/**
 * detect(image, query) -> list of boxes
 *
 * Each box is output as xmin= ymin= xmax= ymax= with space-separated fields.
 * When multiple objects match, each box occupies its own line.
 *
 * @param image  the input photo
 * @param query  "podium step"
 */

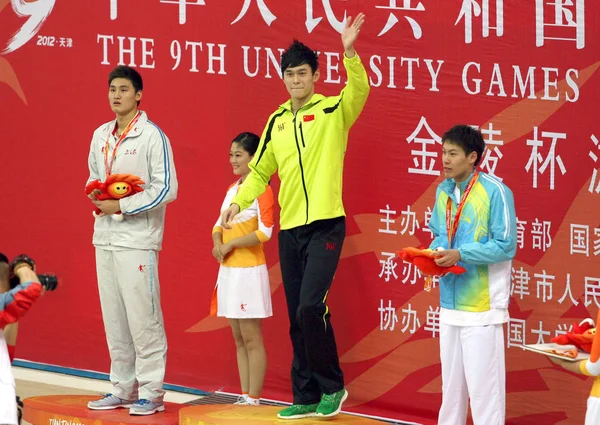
xmin=179 ymin=404 xmax=385 ymax=424
xmin=23 ymin=395 xmax=180 ymax=425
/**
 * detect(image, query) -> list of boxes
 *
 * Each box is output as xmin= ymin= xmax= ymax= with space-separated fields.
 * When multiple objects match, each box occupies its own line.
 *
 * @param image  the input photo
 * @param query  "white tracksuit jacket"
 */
xmin=86 ymin=110 xmax=178 ymax=250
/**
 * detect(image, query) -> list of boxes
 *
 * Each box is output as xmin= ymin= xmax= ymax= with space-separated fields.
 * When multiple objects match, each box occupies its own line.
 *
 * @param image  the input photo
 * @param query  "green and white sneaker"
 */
xmin=277 ymin=403 xmax=319 ymax=419
xmin=316 ymin=388 xmax=348 ymax=417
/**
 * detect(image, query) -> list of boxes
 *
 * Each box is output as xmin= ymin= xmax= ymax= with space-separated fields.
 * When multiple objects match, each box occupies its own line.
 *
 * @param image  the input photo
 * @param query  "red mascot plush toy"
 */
xmin=549 ymin=312 xmax=600 ymax=425
xmin=396 ymin=247 xmax=467 ymax=291
xmin=551 ymin=318 xmax=595 ymax=354
xmin=85 ymin=173 xmax=144 ymax=221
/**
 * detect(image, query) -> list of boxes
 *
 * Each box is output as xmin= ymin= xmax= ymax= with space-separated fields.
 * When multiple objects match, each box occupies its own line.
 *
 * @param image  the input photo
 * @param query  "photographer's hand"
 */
xmin=93 ymin=199 xmax=121 ymax=215
xmin=0 ymin=260 xmax=45 ymax=328
xmin=13 ymin=264 xmax=40 ymax=285
xmin=13 ymin=264 xmax=48 ymax=295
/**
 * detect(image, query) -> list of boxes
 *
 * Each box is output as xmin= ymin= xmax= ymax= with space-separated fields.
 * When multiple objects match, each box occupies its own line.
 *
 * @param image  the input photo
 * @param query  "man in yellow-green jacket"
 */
xmin=221 ymin=13 xmax=370 ymax=420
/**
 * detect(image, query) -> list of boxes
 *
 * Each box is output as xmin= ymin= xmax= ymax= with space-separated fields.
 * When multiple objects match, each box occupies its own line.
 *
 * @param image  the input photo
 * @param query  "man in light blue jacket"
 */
xmin=429 ymin=125 xmax=517 ymax=425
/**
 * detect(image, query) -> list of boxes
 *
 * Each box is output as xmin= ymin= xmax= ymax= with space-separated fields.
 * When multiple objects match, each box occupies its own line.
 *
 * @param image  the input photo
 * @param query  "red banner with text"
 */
xmin=1 ymin=1 xmax=599 ymax=424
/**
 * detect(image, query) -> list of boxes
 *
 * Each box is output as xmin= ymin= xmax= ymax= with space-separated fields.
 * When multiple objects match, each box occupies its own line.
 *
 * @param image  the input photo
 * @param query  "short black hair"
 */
xmin=232 ymin=132 xmax=260 ymax=156
xmin=442 ymin=125 xmax=486 ymax=167
xmin=0 ymin=253 xmax=7 ymax=264
xmin=281 ymin=39 xmax=318 ymax=74
xmin=108 ymin=65 xmax=143 ymax=105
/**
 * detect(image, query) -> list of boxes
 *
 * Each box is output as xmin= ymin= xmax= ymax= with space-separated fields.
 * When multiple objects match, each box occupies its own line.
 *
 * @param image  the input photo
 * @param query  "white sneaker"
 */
xmin=129 ymin=399 xmax=165 ymax=415
xmin=87 ymin=394 xmax=135 ymax=410
xmin=235 ymin=400 xmax=260 ymax=406
xmin=233 ymin=395 xmax=248 ymax=405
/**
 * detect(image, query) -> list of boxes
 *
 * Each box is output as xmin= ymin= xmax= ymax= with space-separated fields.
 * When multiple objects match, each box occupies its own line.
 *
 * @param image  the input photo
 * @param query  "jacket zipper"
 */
xmin=450 ymin=195 xmax=457 ymax=310
xmin=293 ymin=114 xmax=310 ymax=225
xmin=299 ymin=122 xmax=306 ymax=148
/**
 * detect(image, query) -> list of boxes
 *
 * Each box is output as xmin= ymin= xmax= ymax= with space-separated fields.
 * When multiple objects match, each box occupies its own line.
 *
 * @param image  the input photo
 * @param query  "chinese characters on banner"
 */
xmin=104 ymin=0 xmax=585 ymax=51
xmin=3 ymin=0 xmax=596 ymax=423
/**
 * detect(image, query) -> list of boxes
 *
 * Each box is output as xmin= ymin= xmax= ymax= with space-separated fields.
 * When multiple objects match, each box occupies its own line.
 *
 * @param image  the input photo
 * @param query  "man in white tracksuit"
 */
xmin=86 ymin=66 xmax=178 ymax=416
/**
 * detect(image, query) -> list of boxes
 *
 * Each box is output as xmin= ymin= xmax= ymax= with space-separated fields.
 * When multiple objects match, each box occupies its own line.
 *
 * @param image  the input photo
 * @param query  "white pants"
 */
xmin=95 ymin=248 xmax=167 ymax=401
xmin=0 ymin=331 xmax=17 ymax=425
xmin=586 ymin=397 xmax=600 ymax=425
xmin=438 ymin=322 xmax=505 ymax=425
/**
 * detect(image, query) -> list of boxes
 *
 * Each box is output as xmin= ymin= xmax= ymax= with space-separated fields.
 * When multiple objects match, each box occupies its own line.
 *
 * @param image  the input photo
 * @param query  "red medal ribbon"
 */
xmin=104 ymin=111 xmax=141 ymax=177
xmin=446 ymin=172 xmax=479 ymax=248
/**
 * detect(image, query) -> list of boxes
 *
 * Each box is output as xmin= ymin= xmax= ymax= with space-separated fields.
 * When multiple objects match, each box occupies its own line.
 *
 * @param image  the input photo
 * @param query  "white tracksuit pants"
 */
xmin=0 ymin=331 xmax=17 ymax=425
xmin=438 ymin=322 xmax=506 ymax=425
xmin=95 ymin=248 xmax=167 ymax=401
xmin=586 ymin=397 xmax=600 ymax=425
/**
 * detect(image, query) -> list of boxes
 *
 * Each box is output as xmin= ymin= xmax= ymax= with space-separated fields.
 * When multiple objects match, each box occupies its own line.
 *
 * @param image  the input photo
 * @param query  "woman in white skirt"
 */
xmin=211 ymin=132 xmax=274 ymax=406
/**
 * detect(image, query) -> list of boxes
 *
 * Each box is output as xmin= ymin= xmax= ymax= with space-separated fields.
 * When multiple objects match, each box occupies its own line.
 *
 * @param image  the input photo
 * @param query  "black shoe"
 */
xmin=16 ymin=395 xmax=23 ymax=424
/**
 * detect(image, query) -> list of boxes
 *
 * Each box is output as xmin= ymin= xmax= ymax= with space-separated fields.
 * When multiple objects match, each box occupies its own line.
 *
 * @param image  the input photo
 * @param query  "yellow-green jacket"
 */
xmin=232 ymin=53 xmax=370 ymax=230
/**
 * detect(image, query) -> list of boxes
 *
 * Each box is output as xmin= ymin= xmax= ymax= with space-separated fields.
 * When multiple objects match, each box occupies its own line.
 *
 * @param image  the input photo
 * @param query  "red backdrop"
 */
xmin=1 ymin=1 xmax=599 ymax=424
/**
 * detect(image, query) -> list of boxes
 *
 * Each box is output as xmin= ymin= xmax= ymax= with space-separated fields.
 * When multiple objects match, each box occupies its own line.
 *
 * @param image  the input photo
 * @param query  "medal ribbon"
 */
xmin=104 ymin=111 xmax=141 ymax=177
xmin=446 ymin=172 xmax=479 ymax=248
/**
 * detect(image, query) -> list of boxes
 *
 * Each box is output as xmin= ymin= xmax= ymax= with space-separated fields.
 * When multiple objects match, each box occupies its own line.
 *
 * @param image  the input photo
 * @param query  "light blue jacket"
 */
xmin=429 ymin=172 xmax=517 ymax=312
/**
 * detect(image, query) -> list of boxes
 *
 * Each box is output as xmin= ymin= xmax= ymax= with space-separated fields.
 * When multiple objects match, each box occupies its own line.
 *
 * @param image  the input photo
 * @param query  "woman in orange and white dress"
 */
xmin=211 ymin=132 xmax=274 ymax=406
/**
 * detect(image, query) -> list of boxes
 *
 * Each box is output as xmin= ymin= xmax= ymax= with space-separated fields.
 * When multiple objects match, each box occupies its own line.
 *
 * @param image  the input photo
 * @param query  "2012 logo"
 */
xmin=2 ymin=0 xmax=56 ymax=55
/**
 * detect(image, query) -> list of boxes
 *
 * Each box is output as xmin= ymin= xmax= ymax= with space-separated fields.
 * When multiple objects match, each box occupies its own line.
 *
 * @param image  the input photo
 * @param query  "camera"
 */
xmin=36 ymin=274 xmax=58 ymax=291
xmin=9 ymin=273 xmax=58 ymax=291
xmin=8 ymin=254 xmax=59 ymax=291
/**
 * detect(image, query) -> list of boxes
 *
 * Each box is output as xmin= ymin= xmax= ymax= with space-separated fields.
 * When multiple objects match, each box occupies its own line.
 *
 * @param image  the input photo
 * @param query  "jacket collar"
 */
xmin=439 ymin=170 xmax=478 ymax=197
xmin=102 ymin=110 xmax=148 ymax=139
xmin=279 ymin=94 xmax=326 ymax=113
